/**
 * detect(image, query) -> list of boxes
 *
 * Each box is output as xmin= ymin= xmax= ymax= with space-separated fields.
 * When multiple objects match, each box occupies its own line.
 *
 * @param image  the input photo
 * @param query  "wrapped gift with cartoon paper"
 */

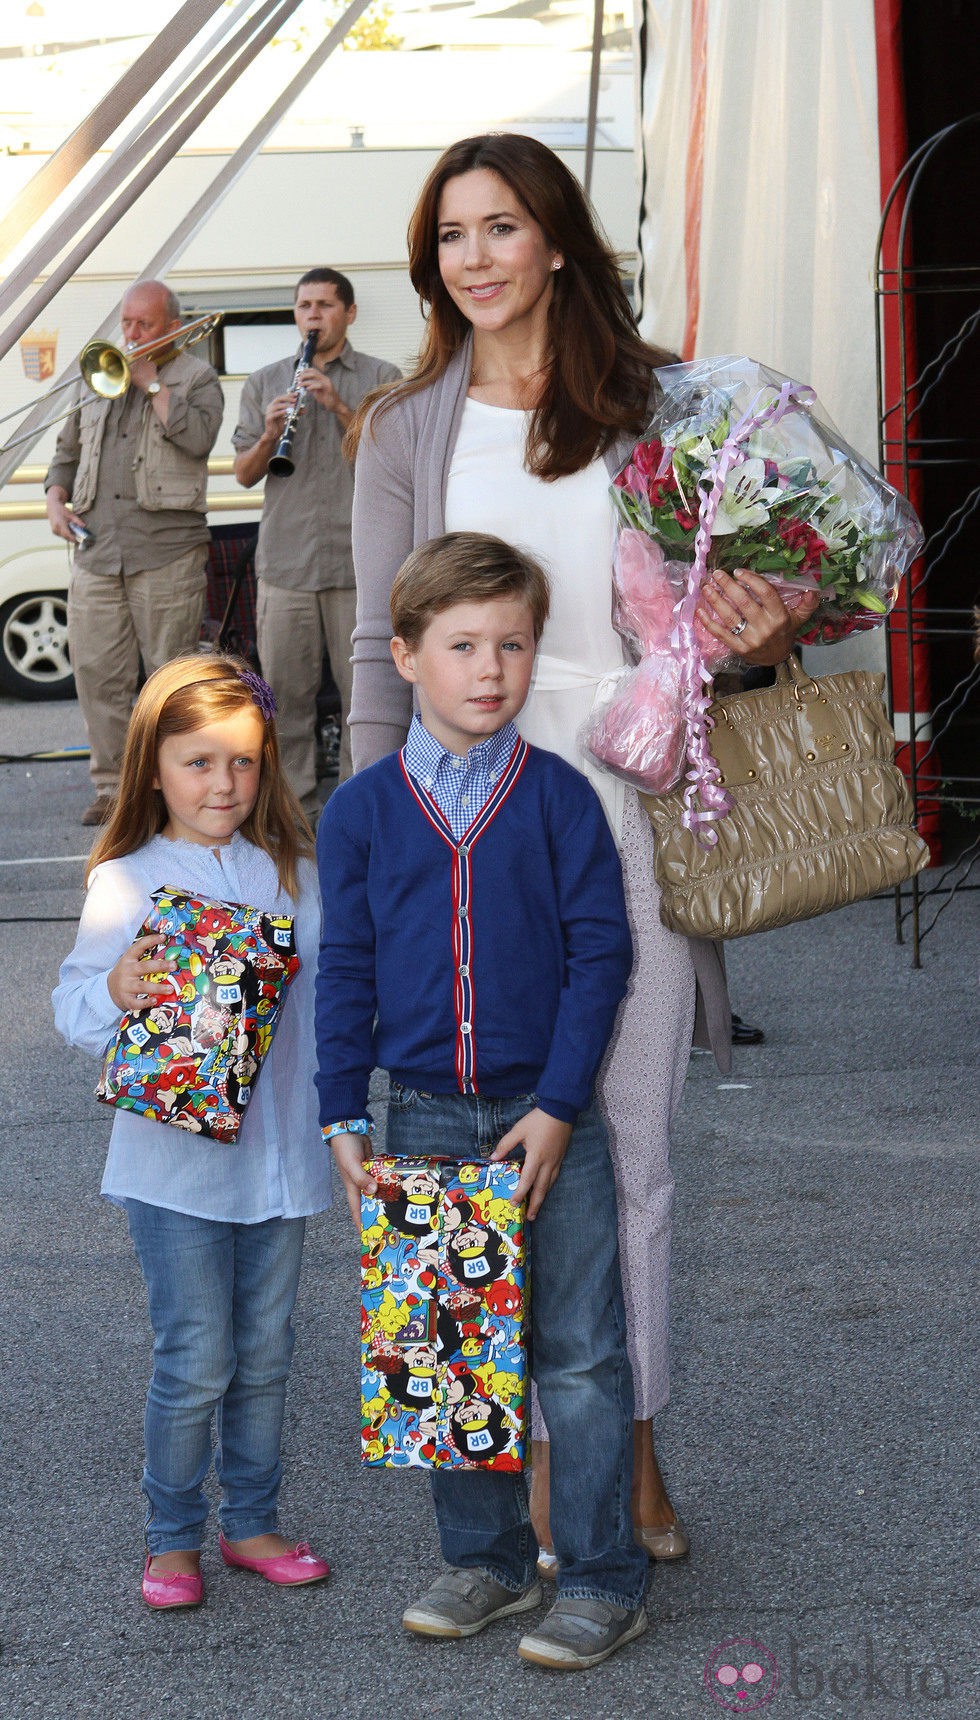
xmin=361 ymin=1158 xmax=527 ymax=1471
xmin=97 ymin=887 xmax=300 ymax=1143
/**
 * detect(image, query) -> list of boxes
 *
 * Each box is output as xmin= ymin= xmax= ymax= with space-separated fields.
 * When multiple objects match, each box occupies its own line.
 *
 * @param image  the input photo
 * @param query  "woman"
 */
xmin=347 ymin=134 xmax=817 ymax=1564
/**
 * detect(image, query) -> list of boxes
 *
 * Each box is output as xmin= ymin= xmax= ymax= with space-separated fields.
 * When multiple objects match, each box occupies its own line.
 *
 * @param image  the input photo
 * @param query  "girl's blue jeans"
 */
xmin=124 ymin=1200 xmax=306 ymax=1555
xmin=385 ymin=1086 xmax=649 ymax=1609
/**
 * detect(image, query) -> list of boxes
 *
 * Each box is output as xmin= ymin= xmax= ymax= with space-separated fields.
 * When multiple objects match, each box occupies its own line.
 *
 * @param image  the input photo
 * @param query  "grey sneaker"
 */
xmin=402 ymin=1567 xmax=543 ymax=1638
xmin=518 ymin=1596 xmax=648 ymax=1669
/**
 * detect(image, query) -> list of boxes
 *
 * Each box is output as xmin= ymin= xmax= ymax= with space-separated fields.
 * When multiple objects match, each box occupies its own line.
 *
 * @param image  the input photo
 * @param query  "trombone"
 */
xmin=0 ymin=312 xmax=222 ymax=453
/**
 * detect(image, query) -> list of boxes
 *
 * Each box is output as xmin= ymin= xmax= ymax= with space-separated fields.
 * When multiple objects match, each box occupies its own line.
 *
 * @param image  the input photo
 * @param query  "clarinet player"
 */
xmin=233 ymin=269 xmax=400 ymax=804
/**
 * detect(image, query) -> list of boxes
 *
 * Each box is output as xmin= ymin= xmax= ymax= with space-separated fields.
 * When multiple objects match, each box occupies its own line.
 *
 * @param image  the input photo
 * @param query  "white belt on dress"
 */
xmin=524 ymin=653 xmax=631 ymax=842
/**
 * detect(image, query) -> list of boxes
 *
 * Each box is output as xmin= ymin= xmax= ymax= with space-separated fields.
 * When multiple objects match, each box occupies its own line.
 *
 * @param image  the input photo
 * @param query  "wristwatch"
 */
xmin=146 ymin=381 xmax=161 ymax=396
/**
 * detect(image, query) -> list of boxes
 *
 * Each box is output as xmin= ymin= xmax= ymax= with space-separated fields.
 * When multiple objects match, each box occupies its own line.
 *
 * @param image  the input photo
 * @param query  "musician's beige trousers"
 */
xmin=256 ymin=582 xmax=355 ymax=813
xmin=68 ymin=548 xmax=207 ymax=794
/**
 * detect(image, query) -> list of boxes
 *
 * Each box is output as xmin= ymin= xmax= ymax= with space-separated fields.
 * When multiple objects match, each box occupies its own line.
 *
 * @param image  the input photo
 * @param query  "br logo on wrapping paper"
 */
xmin=97 ymin=888 xmax=300 ymax=1142
xmin=704 ymin=1640 xmax=779 ymax=1710
xmin=359 ymin=1158 xmax=527 ymax=1471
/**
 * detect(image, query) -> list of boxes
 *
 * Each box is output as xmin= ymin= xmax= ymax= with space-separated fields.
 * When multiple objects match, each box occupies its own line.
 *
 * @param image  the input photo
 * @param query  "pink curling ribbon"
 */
xmin=659 ymin=378 xmax=815 ymax=844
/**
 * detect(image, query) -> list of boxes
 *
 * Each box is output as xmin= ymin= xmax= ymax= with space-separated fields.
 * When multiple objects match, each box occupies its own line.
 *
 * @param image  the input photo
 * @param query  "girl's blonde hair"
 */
xmin=86 ymin=653 xmax=313 ymax=897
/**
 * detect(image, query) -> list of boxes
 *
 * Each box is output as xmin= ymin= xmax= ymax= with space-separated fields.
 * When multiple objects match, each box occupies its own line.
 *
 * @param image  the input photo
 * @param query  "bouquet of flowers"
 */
xmin=584 ymin=356 xmax=923 ymax=800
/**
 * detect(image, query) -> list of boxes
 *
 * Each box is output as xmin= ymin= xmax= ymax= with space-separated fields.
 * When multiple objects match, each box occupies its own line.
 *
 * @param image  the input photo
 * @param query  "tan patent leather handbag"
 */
xmin=639 ymin=656 xmax=930 ymax=939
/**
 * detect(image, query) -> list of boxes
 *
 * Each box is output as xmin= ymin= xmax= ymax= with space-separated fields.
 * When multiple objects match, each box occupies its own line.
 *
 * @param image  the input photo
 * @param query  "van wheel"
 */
xmin=0 ymin=590 xmax=75 ymax=700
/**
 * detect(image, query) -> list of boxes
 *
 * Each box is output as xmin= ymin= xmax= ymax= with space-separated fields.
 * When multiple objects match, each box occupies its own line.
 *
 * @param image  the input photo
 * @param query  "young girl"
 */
xmin=53 ymin=653 xmax=331 ymax=1610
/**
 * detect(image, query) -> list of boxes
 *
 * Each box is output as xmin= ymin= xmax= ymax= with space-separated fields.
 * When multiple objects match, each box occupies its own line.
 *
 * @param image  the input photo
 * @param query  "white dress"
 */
xmin=446 ymin=400 xmax=696 ymax=1415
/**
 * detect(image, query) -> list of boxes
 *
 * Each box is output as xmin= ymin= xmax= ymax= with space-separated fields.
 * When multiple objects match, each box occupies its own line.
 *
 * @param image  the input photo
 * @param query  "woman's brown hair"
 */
xmin=86 ymin=654 xmax=313 ymax=898
xmin=349 ymin=132 xmax=672 ymax=480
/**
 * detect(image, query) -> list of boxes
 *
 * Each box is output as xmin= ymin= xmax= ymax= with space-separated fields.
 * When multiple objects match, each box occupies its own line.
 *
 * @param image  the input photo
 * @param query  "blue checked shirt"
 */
xmin=402 ymin=714 xmax=521 ymax=840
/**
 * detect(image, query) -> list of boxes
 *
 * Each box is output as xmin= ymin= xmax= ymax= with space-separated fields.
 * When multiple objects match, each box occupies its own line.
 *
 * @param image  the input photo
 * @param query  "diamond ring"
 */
xmin=731 ymin=618 xmax=748 ymax=637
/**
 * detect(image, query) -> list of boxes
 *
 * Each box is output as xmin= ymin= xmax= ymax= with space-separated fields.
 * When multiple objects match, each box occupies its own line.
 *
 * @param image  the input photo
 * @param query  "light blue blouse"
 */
xmin=52 ymin=831 xmax=331 ymax=1223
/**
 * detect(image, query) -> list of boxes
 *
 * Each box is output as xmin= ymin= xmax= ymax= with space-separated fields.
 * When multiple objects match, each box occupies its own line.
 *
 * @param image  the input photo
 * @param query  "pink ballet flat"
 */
xmin=218 ymin=1532 xmax=330 ymax=1586
xmin=141 ymin=1555 xmax=204 ymax=1610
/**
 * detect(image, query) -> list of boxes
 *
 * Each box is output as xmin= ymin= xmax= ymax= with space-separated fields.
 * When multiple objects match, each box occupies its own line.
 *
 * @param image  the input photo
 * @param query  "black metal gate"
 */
xmin=875 ymin=115 xmax=980 ymax=964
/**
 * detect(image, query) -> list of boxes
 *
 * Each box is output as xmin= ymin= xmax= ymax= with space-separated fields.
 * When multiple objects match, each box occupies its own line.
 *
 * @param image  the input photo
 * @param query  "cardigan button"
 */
xmin=458 ymin=965 xmax=470 ymax=976
xmin=458 ymin=906 xmax=467 ymax=918
xmin=459 ymin=844 xmax=470 ymax=856
xmin=460 ymin=1023 xmax=472 ymax=1034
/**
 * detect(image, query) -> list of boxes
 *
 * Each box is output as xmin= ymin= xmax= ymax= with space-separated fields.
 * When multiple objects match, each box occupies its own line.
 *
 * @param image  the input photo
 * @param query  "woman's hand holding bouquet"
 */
xmin=584 ymin=357 xmax=923 ymax=804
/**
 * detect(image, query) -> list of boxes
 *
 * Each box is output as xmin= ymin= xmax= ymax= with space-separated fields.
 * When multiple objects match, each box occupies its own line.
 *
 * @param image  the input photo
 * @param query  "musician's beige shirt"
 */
xmin=232 ymin=341 xmax=401 ymax=591
xmin=45 ymin=355 xmax=223 ymax=575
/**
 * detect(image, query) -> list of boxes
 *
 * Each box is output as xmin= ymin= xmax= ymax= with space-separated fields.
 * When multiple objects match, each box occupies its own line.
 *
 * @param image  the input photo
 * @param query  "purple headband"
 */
xmin=237 ymin=668 xmax=277 ymax=721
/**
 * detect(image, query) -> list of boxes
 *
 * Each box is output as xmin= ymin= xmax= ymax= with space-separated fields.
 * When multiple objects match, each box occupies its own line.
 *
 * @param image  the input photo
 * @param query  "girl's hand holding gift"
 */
xmin=107 ymin=932 xmax=177 ymax=1013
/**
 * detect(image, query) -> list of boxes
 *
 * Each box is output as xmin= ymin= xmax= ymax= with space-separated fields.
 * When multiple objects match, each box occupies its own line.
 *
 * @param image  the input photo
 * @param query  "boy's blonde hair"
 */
xmin=390 ymin=532 xmax=551 ymax=647
xmin=86 ymin=653 xmax=312 ymax=897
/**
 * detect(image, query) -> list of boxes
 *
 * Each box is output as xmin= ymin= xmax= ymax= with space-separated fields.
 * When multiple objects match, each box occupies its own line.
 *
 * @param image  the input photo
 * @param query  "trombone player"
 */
xmin=44 ymin=279 xmax=223 ymax=826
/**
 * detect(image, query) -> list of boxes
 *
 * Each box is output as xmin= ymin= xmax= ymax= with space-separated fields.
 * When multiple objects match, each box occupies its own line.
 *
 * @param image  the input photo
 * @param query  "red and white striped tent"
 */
xmin=635 ymin=0 xmax=946 ymax=851
xmin=636 ymin=0 xmax=906 ymax=638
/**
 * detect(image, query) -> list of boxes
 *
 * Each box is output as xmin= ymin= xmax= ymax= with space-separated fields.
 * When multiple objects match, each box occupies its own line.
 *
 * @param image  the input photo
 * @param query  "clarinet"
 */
xmin=268 ymin=331 xmax=318 ymax=476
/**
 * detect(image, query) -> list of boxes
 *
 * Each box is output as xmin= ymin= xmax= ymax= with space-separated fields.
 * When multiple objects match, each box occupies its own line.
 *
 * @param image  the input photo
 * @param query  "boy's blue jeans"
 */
xmin=125 ymin=1200 xmax=306 ymax=1554
xmin=385 ymin=1086 xmax=649 ymax=1610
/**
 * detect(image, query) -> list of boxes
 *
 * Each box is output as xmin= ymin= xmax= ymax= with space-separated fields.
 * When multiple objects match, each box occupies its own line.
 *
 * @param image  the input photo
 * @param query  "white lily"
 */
xmin=810 ymin=474 xmax=858 ymax=553
xmin=671 ymin=432 xmax=719 ymax=511
xmin=711 ymin=457 xmax=783 ymax=537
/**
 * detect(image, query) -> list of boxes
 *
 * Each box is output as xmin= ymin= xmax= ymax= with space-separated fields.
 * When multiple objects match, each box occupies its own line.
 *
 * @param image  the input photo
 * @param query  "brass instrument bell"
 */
xmin=78 ymin=340 xmax=132 ymax=399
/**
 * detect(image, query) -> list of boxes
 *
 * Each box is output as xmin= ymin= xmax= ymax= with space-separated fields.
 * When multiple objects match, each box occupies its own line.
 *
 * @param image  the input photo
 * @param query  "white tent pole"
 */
xmin=0 ymin=0 xmax=299 ymax=335
xmin=0 ymin=0 xmax=304 ymax=362
xmin=136 ymin=0 xmax=377 ymax=286
xmin=0 ymin=0 xmax=376 ymax=489
xmin=584 ymin=0 xmax=605 ymax=195
xmin=0 ymin=0 xmax=225 ymax=263
xmin=0 ymin=0 xmax=266 ymax=307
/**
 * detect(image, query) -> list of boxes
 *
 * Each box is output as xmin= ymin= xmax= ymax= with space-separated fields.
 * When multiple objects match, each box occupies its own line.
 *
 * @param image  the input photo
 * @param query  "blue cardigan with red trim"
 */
xmin=314 ymin=739 xmax=633 ymax=1126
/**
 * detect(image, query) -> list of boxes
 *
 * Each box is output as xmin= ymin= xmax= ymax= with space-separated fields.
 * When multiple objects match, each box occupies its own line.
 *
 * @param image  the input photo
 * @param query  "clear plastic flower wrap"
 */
xmin=584 ymin=355 xmax=924 ymax=800
xmin=613 ymin=354 xmax=923 ymax=644
xmin=585 ymin=652 xmax=687 ymax=795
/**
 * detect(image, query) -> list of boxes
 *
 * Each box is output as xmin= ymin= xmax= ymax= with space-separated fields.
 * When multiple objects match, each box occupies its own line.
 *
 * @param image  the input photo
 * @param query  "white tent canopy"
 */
xmin=636 ymin=0 xmax=891 ymax=670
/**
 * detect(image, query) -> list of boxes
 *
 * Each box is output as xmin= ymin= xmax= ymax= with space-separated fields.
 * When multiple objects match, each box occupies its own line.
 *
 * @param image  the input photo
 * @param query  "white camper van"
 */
xmin=0 ymin=38 xmax=639 ymax=698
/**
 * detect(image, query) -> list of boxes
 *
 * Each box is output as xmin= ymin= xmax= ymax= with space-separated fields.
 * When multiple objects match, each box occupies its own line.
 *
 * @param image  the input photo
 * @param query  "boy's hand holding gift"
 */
xmin=492 ymin=1107 xmax=573 ymax=1221
xmin=584 ymin=355 xmax=924 ymax=798
xmin=329 ymin=1131 xmax=378 ymax=1227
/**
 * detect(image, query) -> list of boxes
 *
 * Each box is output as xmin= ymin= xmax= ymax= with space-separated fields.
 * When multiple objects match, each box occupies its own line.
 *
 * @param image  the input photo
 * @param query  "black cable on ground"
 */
xmin=0 ymin=746 xmax=90 ymax=764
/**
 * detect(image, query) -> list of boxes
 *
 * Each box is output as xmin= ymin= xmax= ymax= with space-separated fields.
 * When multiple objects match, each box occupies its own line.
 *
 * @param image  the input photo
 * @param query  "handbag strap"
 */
xmin=666 ymin=379 xmax=816 ymax=844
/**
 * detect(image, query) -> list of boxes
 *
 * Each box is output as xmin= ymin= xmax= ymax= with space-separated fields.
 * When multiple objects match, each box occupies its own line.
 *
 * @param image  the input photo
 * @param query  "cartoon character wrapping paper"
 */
xmin=97 ymin=887 xmax=300 ymax=1143
xmin=361 ymin=1158 xmax=528 ymax=1471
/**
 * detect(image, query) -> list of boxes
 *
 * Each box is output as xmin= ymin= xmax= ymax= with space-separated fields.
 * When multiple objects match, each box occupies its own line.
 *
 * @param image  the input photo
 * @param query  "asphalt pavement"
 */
xmin=1 ymin=694 xmax=977 ymax=1720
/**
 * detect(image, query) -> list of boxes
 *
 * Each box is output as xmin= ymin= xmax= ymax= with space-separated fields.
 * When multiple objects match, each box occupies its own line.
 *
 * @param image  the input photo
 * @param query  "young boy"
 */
xmin=315 ymin=531 xmax=649 ymax=1670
